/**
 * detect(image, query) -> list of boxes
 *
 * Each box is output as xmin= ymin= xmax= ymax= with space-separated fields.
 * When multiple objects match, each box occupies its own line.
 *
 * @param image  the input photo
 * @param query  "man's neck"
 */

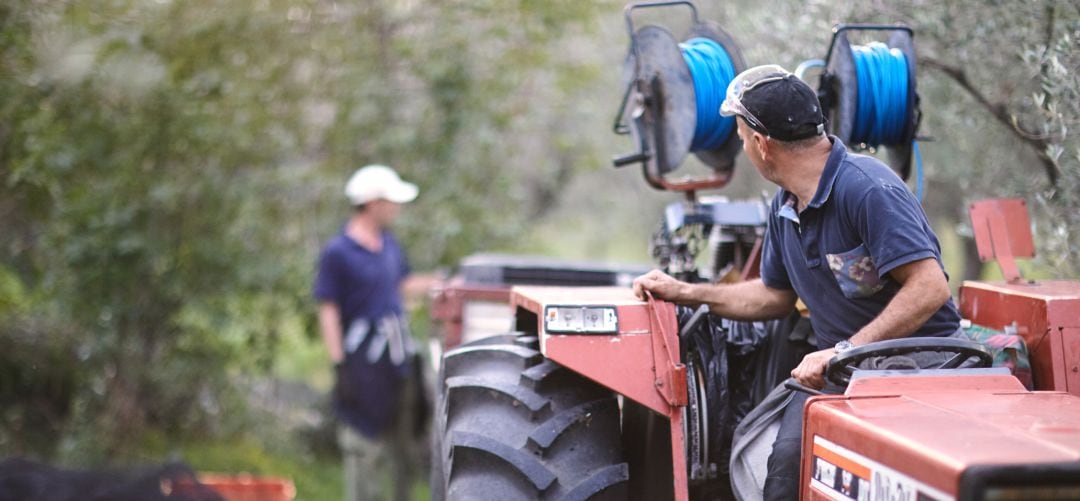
xmin=776 ymin=139 xmax=832 ymax=211
xmin=345 ymin=213 xmax=384 ymax=251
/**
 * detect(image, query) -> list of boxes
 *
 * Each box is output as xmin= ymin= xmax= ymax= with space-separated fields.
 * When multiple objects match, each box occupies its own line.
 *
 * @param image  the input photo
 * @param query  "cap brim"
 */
xmin=383 ymin=182 xmax=419 ymax=203
xmin=719 ymin=100 xmax=738 ymax=117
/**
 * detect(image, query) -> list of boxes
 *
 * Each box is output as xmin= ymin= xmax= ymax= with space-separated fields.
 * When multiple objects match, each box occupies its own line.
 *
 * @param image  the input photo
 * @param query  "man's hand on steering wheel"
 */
xmin=791 ymin=347 xmax=837 ymax=390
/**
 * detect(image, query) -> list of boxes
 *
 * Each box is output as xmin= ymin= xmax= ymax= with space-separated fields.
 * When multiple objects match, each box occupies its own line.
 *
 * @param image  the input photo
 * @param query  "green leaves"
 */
xmin=1 ymin=0 xmax=617 ymax=458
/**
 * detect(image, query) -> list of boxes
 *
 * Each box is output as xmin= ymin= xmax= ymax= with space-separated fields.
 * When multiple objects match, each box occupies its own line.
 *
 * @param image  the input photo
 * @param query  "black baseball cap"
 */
xmin=720 ymin=64 xmax=826 ymax=142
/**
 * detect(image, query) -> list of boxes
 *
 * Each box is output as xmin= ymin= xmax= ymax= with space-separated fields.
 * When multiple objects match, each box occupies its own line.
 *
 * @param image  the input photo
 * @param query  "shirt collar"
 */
xmin=807 ymin=136 xmax=846 ymax=209
xmin=778 ymin=192 xmax=799 ymax=224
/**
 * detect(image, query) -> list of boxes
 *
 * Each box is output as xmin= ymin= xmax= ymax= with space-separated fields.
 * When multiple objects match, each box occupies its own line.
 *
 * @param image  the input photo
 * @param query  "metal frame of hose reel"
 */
xmin=612 ymin=1 xmax=747 ymax=192
xmin=804 ymin=24 xmax=921 ymax=180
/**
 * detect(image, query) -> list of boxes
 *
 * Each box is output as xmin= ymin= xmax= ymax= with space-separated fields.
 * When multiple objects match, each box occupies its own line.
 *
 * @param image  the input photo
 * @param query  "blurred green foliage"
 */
xmin=0 ymin=0 xmax=1077 ymax=484
xmin=0 ymin=0 xmax=618 ymax=464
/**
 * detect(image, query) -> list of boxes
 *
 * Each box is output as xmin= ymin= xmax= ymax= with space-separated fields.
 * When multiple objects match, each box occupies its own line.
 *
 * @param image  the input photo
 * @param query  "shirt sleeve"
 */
xmin=760 ymin=201 xmax=793 ymax=290
xmin=855 ymin=183 xmax=939 ymax=277
xmin=313 ymin=245 xmax=342 ymax=303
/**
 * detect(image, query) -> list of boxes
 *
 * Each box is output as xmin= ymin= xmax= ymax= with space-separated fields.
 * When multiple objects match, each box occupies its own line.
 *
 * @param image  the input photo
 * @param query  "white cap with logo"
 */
xmin=344 ymin=164 xmax=419 ymax=205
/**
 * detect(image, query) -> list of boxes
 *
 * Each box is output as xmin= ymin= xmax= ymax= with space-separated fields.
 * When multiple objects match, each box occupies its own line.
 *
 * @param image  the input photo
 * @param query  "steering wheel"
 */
xmin=826 ymin=337 xmax=994 ymax=387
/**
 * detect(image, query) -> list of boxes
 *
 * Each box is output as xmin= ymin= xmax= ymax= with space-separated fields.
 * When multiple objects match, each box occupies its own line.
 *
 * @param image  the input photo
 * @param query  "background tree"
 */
xmin=709 ymin=0 xmax=1080 ymax=279
xmin=0 ymin=0 xmax=621 ymax=463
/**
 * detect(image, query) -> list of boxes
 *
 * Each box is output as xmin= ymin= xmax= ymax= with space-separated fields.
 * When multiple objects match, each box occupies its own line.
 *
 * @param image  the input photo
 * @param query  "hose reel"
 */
xmin=612 ymin=1 xmax=747 ymax=192
xmin=802 ymin=24 xmax=921 ymax=182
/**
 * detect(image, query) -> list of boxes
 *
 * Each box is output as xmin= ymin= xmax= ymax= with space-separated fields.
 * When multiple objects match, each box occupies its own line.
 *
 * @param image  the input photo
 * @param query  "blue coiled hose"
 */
xmin=852 ymin=41 xmax=924 ymax=200
xmin=852 ymin=42 xmax=908 ymax=147
xmin=680 ymin=37 xmax=736 ymax=151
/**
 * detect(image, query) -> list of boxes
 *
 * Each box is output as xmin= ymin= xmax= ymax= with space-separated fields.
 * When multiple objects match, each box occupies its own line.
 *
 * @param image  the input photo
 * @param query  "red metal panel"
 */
xmin=802 ymin=397 xmax=962 ymax=499
xmin=969 ymin=198 xmax=1034 ymax=283
xmin=1044 ymin=283 xmax=1080 ymax=396
xmin=1064 ymin=327 xmax=1080 ymax=395
xmin=846 ymin=373 xmax=1027 ymax=396
xmin=430 ymin=279 xmax=511 ymax=350
xmin=647 ymin=294 xmax=688 ymax=407
xmin=801 ymin=378 xmax=1080 ymax=499
xmin=669 ymin=407 xmax=689 ymax=501
xmin=969 ymin=198 xmax=1035 ymax=259
xmin=512 ymin=286 xmax=681 ymax=416
xmin=511 ymin=286 xmax=689 ymax=501
xmin=543 ymin=331 xmax=672 ymax=415
xmin=958 ymin=280 xmax=1080 ymax=395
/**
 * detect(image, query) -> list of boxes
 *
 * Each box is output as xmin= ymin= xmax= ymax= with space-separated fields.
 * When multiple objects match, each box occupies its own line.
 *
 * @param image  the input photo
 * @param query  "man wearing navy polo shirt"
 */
xmin=314 ymin=164 xmax=424 ymax=501
xmin=633 ymin=65 xmax=960 ymax=500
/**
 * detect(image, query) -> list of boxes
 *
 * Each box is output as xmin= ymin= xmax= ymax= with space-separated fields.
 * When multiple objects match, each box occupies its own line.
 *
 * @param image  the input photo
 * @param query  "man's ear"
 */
xmin=753 ymin=132 xmax=770 ymax=161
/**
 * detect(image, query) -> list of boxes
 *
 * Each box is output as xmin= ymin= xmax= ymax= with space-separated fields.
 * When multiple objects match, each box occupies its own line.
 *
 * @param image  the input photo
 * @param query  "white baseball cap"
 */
xmin=344 ymin=164 xmax=419 ymax=205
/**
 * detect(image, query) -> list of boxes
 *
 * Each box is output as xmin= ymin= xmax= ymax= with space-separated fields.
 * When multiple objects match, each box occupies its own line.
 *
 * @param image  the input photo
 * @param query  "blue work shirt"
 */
xmin=760 ymin=137 xmax=960 ymax=349
xmin=313 ymin=229 xmax=412 ymax=437
xmin=314 ymin=231 xmax=410 ymax=326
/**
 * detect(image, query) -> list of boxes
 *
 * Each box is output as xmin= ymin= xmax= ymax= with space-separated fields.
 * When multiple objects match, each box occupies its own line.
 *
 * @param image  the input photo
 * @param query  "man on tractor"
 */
xmin=632 ymin=64 xmax=964 ymax=500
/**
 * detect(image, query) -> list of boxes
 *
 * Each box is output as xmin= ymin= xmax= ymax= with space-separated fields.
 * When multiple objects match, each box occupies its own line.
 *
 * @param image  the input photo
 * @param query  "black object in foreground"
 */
xmin=0 ymin=458 xmax=224 ymax=501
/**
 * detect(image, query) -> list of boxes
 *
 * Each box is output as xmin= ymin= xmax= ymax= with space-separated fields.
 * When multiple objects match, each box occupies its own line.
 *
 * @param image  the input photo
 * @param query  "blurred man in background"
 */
xmin=313 ymin=164 xmax=433 ymax=501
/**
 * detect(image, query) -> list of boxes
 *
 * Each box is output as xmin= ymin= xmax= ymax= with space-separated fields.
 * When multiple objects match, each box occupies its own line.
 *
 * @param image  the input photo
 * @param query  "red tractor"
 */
xmin=429 ymin=3 xmax=1080 ymax=500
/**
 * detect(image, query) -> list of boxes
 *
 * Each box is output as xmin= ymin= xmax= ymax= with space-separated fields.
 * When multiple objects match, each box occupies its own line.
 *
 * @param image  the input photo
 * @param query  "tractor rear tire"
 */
xmin=432 ymin=333 xmax=629 ymax=501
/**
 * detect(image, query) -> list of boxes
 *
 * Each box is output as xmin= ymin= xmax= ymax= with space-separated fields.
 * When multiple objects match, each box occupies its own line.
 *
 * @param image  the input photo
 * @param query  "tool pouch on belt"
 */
xmin=333 ymin=314 xmax=417 ymax=436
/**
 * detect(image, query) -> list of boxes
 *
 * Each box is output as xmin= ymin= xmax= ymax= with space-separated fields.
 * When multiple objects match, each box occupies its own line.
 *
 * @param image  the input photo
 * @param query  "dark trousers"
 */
xmin=762 ymin=390 xmax=809 ymax=501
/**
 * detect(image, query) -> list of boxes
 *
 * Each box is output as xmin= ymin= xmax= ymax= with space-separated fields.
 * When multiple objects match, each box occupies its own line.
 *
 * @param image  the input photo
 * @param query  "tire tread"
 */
xmin=437 ymin=334 xmax=628 ymax=500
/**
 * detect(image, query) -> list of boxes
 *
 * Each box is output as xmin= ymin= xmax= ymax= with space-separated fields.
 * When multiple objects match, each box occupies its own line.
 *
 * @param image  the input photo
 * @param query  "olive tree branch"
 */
xmin=922 ymin=56 xmax=1060 ymax=186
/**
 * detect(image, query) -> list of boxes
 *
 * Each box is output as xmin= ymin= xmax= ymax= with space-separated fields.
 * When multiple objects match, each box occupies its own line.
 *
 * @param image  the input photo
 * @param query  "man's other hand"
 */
xmin=791 ymin=348 xmax=837 ymax=390
xmin=632 ymin=270 xmax=688 ymax=302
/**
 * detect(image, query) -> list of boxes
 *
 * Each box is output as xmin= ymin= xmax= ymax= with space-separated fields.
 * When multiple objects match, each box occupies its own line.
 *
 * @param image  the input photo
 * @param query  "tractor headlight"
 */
xmin=544 ymin=305 xmax=619 ymax=334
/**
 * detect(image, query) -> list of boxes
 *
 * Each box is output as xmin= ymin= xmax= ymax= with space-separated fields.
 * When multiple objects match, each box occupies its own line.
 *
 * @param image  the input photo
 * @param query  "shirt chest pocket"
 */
xmin=826 ymin=243 xmax=885 ymax=299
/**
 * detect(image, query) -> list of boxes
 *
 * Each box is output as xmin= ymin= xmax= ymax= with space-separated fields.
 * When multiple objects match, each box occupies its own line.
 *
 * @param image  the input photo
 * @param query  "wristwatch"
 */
xmin=834 ymin=340 xmax=856 ymax=353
